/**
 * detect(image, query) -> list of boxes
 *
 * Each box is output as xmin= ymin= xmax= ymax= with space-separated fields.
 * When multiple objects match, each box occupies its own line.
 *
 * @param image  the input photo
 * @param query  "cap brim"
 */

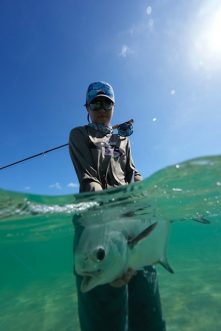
xmin=92 ymin=95 xmax=114 ymax=102
xmin=85 ymin=95 xmax=115 ymax=106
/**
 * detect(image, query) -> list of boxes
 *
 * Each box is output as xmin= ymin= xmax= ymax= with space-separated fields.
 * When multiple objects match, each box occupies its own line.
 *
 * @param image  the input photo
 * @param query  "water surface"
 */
xmin=0 ymin=155 xmax=221 ymax=331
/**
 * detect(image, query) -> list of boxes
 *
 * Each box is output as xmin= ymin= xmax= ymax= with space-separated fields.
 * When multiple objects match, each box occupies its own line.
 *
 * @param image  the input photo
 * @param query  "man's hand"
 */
xmin=110 ymin=268 xmax=137 ymax=287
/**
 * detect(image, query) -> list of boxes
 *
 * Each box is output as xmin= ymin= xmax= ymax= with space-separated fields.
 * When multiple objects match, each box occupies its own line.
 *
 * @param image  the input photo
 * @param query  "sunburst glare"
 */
xmin=190 ymin=2 xmax=221 ymax=71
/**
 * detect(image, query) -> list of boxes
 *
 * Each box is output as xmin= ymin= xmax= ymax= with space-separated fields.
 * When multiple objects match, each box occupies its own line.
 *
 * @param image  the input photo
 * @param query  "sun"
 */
xmin=204 ymin=10 xmax=221 ymax=55
xmin=190 ymin=3 xmax=221 ymax=70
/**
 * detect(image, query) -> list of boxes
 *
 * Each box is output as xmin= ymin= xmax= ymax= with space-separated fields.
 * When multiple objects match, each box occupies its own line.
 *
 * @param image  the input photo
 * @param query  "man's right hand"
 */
xmin=110 ymin=268 xmax=137 ymax=287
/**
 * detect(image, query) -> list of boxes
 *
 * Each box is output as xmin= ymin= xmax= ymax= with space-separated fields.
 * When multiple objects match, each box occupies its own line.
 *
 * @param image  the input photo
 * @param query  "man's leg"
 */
xmin=73 ymin=217 xmax=128 ymax=331
xmin=128 ymin=266 xmax=166 ymax=331
xmin=76 ymin=275 xmax=128 ymax=331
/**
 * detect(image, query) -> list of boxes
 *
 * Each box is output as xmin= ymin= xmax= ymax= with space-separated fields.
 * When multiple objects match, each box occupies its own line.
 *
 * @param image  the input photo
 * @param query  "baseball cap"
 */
xmin=85 ymin=81 xmax=115 ymax=105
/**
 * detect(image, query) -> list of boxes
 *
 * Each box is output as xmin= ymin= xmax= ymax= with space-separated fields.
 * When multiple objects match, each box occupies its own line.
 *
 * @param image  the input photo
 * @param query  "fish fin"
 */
xmin=128 ymin=222 xmax=157 ymax=247
xmin=192 ymin=216 xmax=210 ymax=224
xmin=158 ymin=259 xmax=174 ymax=274
xmin=173 ymin=215 xmax=211 ymax=224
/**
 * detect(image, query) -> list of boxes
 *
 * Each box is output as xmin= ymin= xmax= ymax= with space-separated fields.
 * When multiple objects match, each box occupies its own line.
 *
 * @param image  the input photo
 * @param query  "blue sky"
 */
xmin=1 ymin=0 xmax=221 ymax=195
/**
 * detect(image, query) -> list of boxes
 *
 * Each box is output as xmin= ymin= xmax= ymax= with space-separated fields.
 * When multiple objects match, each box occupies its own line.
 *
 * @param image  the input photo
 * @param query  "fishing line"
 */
xmin=0 ymin=119 xmax=134 ymax=171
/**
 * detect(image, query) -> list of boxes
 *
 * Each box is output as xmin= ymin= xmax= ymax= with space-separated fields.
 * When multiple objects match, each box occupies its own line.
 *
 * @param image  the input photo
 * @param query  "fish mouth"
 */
xmin=80 ymin=270 xmax=102 ymax=293
xmin=81 ymin=276 xmax=93 ymax=292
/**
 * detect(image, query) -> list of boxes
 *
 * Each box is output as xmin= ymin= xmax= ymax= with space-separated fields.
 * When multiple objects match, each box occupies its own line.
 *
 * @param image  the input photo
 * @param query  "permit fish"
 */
xmin=74 ymin=217 xmax=174 ymax=293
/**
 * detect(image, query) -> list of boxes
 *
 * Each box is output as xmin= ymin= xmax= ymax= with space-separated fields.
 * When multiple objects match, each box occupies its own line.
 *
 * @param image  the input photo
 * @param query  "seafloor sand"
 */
xmin=160 ymin=266 xmax=221 ymax=331
xmin=0 ymin=263 xmax=220 ymax=331
xmin=160 ymin=221 xmax=221 ymax=331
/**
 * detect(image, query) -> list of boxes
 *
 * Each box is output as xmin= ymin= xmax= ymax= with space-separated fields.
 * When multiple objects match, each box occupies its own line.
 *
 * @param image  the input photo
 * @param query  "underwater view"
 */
xmin=0 ymin=155 xmax=221 ymax=331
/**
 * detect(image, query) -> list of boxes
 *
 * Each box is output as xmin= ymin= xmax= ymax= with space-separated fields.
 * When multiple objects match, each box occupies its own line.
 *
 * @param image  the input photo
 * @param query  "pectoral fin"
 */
xmin=128 ymin=222 xmax=157 ymax=247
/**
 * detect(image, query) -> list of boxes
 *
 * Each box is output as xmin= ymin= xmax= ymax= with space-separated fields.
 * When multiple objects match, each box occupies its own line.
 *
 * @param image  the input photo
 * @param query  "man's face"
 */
xmin=87 ymin=97 xmax=114 ymax=125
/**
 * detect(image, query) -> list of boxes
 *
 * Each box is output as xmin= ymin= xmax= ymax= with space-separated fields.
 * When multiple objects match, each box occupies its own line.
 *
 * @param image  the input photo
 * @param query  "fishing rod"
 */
xmin=0 ymin=143 xmax=69 ymax=171
xmin=0 ymin=119 xmax=134 ymax=171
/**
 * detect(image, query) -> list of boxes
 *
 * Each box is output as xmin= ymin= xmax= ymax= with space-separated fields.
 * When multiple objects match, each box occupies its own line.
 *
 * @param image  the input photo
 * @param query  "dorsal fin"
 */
xmin=128 ymin=222 xmax=157 ymax=247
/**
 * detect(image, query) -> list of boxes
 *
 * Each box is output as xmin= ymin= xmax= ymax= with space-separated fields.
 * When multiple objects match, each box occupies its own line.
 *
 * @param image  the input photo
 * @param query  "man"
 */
xmin=69 ymin=81 xmax=166 ymax=331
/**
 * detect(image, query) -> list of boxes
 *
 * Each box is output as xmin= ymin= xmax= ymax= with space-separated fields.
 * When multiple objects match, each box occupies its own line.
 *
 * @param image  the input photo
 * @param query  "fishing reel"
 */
xmin=113 ymin=119 xmax=134 ymax=137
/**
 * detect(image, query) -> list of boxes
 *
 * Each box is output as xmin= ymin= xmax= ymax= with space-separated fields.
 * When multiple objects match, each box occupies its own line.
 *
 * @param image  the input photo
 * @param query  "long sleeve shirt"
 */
xmin=69 ymin=125 xmax=142 ymax=193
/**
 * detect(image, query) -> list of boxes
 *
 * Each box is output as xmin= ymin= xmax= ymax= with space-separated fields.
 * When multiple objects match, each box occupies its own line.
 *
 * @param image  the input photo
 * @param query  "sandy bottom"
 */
xmin=0 ymin=263 xmax=220 ymax=331
xmin=160 ymin=264 xmax=221 ymax=331
xmin=0 ymin=274 xmax=79 ymax=331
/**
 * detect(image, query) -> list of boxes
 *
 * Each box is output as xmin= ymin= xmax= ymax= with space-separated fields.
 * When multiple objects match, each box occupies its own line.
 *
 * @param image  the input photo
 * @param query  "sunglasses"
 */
xmin=89 ymin=100 xmax=114 ymax=111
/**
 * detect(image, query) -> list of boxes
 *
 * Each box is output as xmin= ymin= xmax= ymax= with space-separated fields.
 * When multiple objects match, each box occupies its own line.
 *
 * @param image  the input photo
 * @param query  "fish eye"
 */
xmin=95 ymin=247 xmax=106 ymax=261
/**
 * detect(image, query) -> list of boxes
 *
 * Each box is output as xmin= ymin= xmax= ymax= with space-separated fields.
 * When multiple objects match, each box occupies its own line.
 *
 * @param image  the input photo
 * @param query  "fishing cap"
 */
xmin=85 ymin=81 xmax=115 ymax=105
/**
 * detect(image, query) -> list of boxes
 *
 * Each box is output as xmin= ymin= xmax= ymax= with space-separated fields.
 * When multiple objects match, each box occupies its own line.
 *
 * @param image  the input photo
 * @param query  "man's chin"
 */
xmin=96 ymin=119 xmax=109 ymax=125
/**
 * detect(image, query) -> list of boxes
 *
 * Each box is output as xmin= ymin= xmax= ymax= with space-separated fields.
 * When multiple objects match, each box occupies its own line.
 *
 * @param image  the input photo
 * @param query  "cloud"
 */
xmin=170 ymin=89 xmax=176 ymax=96
xmin=24 ymin=186 xmax=31 ymax=190
xmin=146 ymin=6 xmax=152 ymax=16
xmin=119 ymin=9 xmax=154 ymax=42
xmin=148 ymin=19 xmax=154 ymax=30
xmin=117 ymin=6 xmax=155 ymax=60
xmin=119 ymin=44 xmax=134 ymax=58
xmin=49 ymin=182 xmax=62 ymax=190
xmin=67 ymin=182 xmax=79 ymax=188
xmin=146 ymin=6 xmax=154 ymax=30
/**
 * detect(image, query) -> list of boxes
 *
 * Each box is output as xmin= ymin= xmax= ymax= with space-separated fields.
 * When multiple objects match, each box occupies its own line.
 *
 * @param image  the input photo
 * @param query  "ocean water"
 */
xmin=0 ymin=155 xmax=221 ymax=331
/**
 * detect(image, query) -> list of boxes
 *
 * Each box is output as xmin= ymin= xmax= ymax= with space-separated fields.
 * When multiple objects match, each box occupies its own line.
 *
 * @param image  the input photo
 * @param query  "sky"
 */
xmin=1 ymin=0 xmax=221 ymax=195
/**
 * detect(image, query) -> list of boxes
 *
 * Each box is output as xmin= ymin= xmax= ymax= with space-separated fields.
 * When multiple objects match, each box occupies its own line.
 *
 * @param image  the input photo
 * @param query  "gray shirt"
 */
xmin=69 ymin=125 xmax=142 ymax=192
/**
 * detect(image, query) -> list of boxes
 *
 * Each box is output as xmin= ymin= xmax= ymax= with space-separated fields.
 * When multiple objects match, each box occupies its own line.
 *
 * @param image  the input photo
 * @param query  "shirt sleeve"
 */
xmin=69 ymin=127 xmax=103 ymax=192
xmin=125 ymin=139 xmax=142 ymax=183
